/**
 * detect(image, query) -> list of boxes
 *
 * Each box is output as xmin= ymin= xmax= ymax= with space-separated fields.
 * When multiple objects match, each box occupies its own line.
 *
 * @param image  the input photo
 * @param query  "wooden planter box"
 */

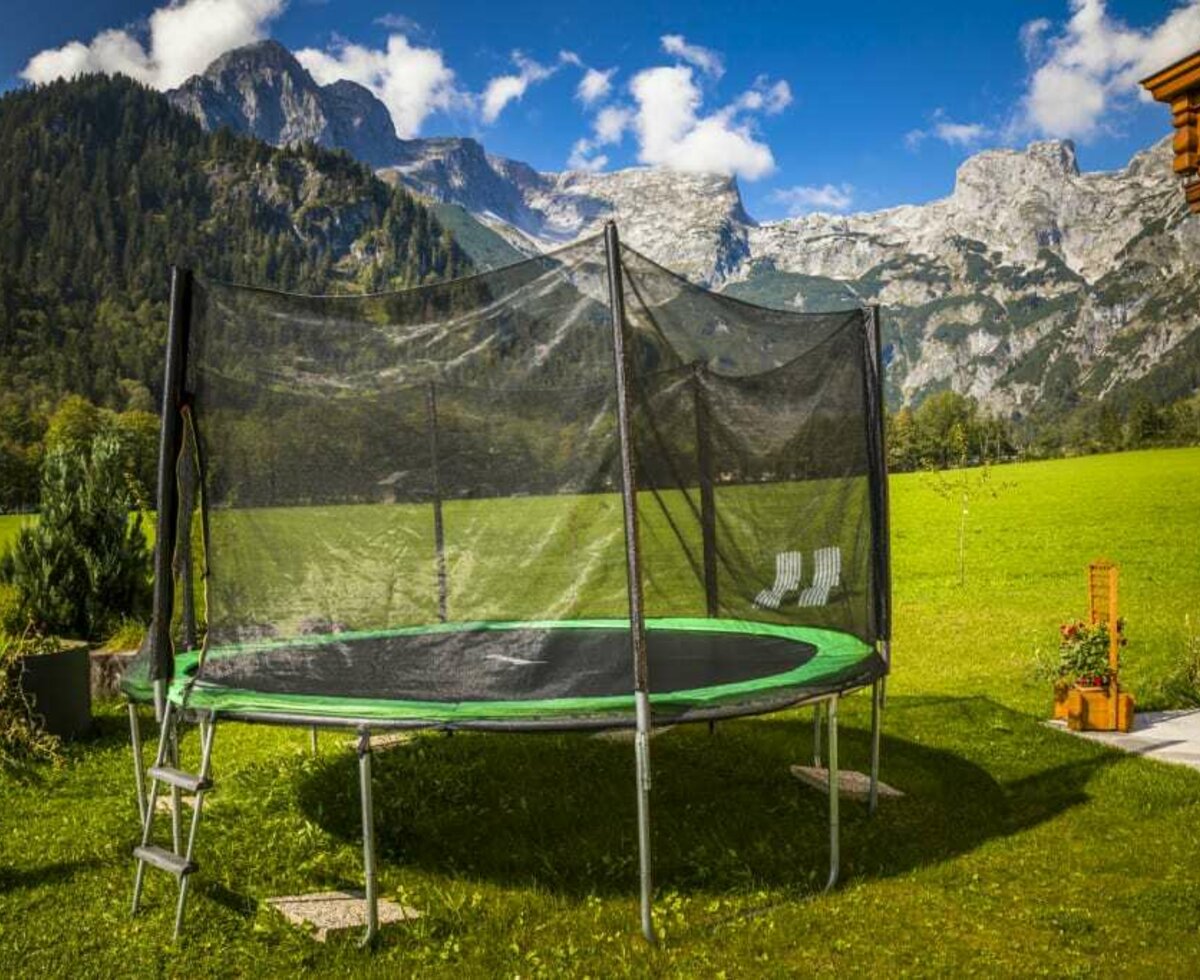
xmin=1054 ymin=684 xmax=1135 ymax=733
xmin=13 ymin=643 xmax=93 ymax=739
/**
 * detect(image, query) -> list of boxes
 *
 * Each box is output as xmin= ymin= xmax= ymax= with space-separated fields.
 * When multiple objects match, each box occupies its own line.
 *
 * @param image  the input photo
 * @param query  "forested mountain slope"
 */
xmin=0 ymin=74 xmax=470 ymax=509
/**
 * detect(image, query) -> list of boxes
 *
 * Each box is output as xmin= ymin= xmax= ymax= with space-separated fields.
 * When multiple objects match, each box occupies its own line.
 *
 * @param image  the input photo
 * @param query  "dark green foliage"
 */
xmin=887 ymin=390 xmax=1015 ymax=472
xmin=0 ymin=73 xmax=470 ymax=481
xmin=0 ymin=435 xmax=151 ymax=639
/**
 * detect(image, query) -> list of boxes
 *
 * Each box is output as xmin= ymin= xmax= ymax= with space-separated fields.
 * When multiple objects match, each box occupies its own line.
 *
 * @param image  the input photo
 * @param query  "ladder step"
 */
xmin=148 ymin=765 xmax=211 ymax=793
xmin=133 ymin=845 xmax=197 ymax=877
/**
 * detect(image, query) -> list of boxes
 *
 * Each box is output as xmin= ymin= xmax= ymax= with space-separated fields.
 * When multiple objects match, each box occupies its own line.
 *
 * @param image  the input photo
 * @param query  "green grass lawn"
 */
xmin=2 ymin=448 xmax=1199 ymax=975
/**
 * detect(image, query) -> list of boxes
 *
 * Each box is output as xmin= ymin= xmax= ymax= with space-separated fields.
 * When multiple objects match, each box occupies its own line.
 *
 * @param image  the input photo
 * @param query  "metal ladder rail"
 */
xmin=131 ymin=704 xmax=218 ymax=940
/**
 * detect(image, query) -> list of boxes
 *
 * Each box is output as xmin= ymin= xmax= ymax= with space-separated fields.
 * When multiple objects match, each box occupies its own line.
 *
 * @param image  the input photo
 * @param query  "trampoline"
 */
xmin=171 ymin=619 xmax=882 ymax=728
xmin=124 ymin=222 xmax=892 ymax=945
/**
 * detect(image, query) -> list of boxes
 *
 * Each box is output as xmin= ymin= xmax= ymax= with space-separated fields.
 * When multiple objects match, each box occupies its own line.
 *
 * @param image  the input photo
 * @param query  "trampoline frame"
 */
xmin=127 ymin=222 xmax=894 ymax=946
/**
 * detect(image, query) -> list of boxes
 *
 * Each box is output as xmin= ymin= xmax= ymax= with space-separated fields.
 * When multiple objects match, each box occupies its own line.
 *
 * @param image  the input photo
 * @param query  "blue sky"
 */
xmin=3 ymin=0 xmax=1197 ymax=219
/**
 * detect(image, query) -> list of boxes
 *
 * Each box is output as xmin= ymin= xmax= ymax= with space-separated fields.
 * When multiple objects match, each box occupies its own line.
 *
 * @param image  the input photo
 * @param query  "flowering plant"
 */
xmin=1056 ymin=618 xmax=1125 ymax=689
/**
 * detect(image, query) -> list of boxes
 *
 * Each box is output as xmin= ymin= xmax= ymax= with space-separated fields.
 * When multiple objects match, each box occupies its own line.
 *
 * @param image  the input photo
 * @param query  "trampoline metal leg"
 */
xmin=129 ymin=701 xmax=146 ymax=825
xmin=869 ymin=679 xmax=883 ymax=816
xmin=634 ymin=690 xmax=656 ymax=944
xmin=309 ymin=726 xmax=318 ymax=757
xmin=825 ymin=695 xmax=840 ymax=892
xmin=168 ymin=711 xmax=182 ymax=854
xmin=357 ymin=728 xmax=379 ymax=947
xmin=812 ymin=701 xmax=823 ymax=768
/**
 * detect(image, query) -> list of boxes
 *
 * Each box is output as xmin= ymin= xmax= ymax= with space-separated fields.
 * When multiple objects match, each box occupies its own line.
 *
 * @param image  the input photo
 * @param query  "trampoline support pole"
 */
xmin=634 ymin=690 xmax=655 ymax=944
xmin=309 ymin=726 xmax=318 ymax=757
xmin=869 ymin=678 xmax=882 ymax=816
xmin=812 ymin=701 xmax=823 ymax=768
xmin=357 ymin=728 xmax=379 ymax=947
xmin=825 ymin=695 xmax=840 ymax=891
xmin=129 ymin=701 xmax=146 ymax=825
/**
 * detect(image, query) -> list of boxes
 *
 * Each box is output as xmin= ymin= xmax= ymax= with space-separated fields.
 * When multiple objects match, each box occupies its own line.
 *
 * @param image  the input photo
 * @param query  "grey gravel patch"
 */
xmin=790 ymin=765 xmax=904 ymax=801
xmin=154 ymin=794 xmax=196 ymax=813
xmin=266 ymin=890 xmax=421 ymax=942
xmin=1044 ymin=710 xmax=1200 ymax=771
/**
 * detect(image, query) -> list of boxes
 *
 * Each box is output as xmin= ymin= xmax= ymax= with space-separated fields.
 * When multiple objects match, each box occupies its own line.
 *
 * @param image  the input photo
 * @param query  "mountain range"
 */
xmin=168 ymin=40 xmax=1200 ymax=420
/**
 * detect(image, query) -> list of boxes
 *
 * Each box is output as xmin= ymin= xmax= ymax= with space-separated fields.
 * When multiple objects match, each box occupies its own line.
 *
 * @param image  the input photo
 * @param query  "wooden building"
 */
xmin=1141 ymin=48 xmax=1200 ymax=214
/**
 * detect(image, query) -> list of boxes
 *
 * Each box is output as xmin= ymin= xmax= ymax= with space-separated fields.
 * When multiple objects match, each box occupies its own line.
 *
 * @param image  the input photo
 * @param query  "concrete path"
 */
xmin=1048 ymin=710 xmax=1200 ymax=771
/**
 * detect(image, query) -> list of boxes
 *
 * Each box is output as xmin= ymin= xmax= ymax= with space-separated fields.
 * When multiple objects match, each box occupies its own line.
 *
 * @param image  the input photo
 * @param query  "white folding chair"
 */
xmin=753 ymin=551 xmax=802 ymax=609
xmin=797 ymin=546 xmax=842 ymax=607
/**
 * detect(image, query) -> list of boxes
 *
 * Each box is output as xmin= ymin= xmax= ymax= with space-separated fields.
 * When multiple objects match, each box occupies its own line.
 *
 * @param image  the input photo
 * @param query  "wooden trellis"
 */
xmin=1065 ymin=559 xmax=1134 ymax=732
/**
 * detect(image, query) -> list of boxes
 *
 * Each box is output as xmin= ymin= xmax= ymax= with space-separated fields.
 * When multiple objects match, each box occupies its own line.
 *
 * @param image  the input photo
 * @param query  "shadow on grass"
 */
xmin=0 ymin=857 xmax=105 ymax=893
xmin=292 ymin=694 xmax=1119 ymax=897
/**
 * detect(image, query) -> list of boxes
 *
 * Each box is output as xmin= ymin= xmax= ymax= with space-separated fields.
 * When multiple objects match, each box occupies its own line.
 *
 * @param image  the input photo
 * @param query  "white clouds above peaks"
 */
xmin=296 ymin=34 xmax=465 ymax=139
xmin=772 ymin=183 xmax=855 ymax=216
xmin=577 ymin=67 xmax=615 ymax=106
xmin=480 ymin=51 xmax=570 ymax=123
xmin=905 ymin=108 xmax=991 ymax=151
xmin=1016 ymin=0 xmax=1200 ymax=141
xmin=568 ymin=35 xmax=792 ymax=181
xmin=21 ymin=0 xmax=285 ymax=90
xmin=626 ymin=65 xmax=787 ymax=179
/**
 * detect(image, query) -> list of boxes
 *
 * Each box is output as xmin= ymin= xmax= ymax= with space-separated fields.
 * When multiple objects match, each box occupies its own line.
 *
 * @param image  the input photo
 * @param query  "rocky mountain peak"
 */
xmin=1026 ymin=139 xmax=1080 ymax=175
xmin=199 ymin=38 xmax=301 ymax=80
xmin=167 ymin=40 xmax=404 ymax=167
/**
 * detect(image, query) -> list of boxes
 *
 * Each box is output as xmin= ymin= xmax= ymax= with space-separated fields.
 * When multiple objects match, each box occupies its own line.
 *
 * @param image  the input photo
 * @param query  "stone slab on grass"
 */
xmin=342 ymin=731 xmax=420 ymax=751
xmin=266 ymin=890 xmax=421 ymax=942
xmin=591 ymin=725 xmax=675 ymax=742
xmin=790 ymin=765 xmax=904 ymax=801
xmin=1045 ymin=710 xmax=1200 ymax=771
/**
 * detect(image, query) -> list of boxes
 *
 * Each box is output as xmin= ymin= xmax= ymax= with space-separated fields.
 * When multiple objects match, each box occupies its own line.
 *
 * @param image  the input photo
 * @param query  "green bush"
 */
xmin=0 ymin=434 xmax=151 ymax=640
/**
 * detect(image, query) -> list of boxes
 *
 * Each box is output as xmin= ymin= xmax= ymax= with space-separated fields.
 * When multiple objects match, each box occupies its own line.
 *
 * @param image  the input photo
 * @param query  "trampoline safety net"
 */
xmin=128 ymin=229 xmax=890 ymax=726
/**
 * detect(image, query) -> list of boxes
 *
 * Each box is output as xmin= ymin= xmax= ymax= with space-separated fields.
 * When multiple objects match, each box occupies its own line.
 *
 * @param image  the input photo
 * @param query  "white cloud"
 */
xmin=480 ymin=51 xmax=562 ymax=124
xmin=1019 ymin=17 xmax=1052 ymax=62
xmin=772 ymin=183 xmax=855 ymax=215
xmin=567 ymin=105 xmax=633 ymax=171
xmin=21 ymin=0 xmax=285 ymax=90
xmin=373 ymin=13 xmax=422 ymax=34
xmin=626 ymin=65 xmax=781 ymax=179
xmin=905 ymin=109 xmax=990 ymax=150
xmin=577 ymin=67 xmax=615 ymax=105
xmin=594 ymin=105 xmax=633 ymax=143
xmin=730 ymin=76 xmax=792 ymax=115
xmin=660 ymin=34 xmax=724 ymax=78
xmin=297 ymin=34 xmax=464 ymax=138
xmin=1016 ymin=0 xmax=1200 ymax=141
xmin=568 ymin=138 xmax=607 ymax=172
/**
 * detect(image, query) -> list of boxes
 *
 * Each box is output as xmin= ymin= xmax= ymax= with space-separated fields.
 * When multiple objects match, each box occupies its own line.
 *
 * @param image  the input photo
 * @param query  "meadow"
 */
xmin=0 ymin=447 xmax=1198 ymax=975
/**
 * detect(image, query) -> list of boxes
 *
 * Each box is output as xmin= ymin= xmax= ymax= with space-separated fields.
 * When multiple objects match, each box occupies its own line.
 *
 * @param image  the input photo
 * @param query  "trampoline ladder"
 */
xmin=130 ymin=703 xmax=217 ymax=940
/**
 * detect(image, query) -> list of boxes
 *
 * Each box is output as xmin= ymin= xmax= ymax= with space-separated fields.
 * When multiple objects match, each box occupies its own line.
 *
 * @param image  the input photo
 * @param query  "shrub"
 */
xmin=0 ymin=434 xmax=151 ymax=640
xmin=0 ymin=632 xmax=62 ymax=772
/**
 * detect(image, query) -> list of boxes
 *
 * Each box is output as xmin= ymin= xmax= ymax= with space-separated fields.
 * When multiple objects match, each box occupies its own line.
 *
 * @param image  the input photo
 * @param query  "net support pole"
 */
xmin=150 ymin=266 xmax=193 ymax=721
xmin=862 ymin=305 xmax=891 ymax=810
xmin=863 ymin=305 xmax=892 ymax=655
xmin=604 ymin=220 xmax=656 ymax=945
xmin=426 ymin=382 xmax=448 ymax=623
xmin=691 ymin=364 xmax=719 ymax=617
xmin=356 ymin=728 xmax=379 ymax=946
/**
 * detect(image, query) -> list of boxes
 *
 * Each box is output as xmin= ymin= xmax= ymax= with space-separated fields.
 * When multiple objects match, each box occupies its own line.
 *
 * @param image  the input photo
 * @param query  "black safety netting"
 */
xmin=130 ymin=232 xmax=889 ymax=718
